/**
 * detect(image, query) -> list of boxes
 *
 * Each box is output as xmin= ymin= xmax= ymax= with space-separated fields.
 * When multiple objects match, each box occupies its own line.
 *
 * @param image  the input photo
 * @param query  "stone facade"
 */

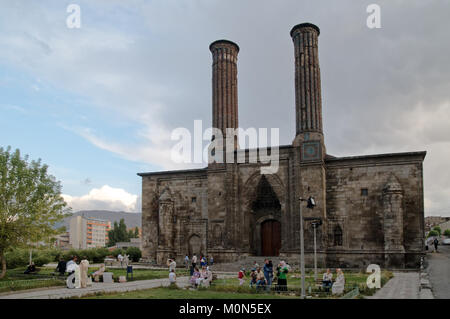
xmin=138 ymin=23 xmax=426 ymax=269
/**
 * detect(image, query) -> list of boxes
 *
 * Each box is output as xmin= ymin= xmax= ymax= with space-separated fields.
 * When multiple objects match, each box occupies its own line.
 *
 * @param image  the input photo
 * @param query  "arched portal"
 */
xmin=188 ymin=234 xmax=202 ymax=256
xmin=260 ymin=219 xmax=281 ymax=256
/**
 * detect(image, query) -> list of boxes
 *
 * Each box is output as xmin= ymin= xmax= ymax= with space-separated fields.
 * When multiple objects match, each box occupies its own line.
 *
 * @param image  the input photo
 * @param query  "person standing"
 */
xmin=238 ymin=268 xmax=246 ymax=286
xmin=184 ymin=255 xmax=189 ymax=268
xmin=433 ymin=237 xmax=439 ymax=252
xmin=117 ymin=253 xmax=124 ymax=267
xmin=263 ymin=259 xmax=273 ymax=291
xmin=167 ymin=258 xmax=177 ymax=272
xmin=276 ymin=261 xmax=289 ymax=292
xmin=66 ymin=256 xmax=78 ymax=274
xmin=210 ymin=255 xmax=214 ymax=266
xmin=192 ymin=254 xmax=197 ymax=268
xmin=55 ymin=258 xmax=67 ymax=276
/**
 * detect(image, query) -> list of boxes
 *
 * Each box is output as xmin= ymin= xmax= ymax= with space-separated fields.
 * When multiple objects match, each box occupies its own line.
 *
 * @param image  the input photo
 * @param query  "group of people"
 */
xmin=426 ymin=237 xmax=439 ymax=252
xmin=190 ymin=265 xmax=213 ymax=288
xmin=58 ymin=255 xmax=91 ymax=289
xmin=184 ymin=254 xmax=213 ymax=270
xmin=117 ymin=253 xmax=130 ymax=267
xmin=238 ymin=260 xmax=290 ymax=292
xmin=322 ymin=268 xmax=346 ymax=295
xmin=166 ymin=254 xmax=214 ymax=288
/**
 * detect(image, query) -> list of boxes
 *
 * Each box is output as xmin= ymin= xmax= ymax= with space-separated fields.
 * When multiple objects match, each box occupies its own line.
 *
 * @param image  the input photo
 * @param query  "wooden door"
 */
xmin=261 ymin=220 xmax=281 ymax=256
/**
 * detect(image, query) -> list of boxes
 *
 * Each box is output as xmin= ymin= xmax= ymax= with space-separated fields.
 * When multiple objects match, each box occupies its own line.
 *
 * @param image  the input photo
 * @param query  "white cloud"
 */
xmin=62 ymin=185 xmax=138 ymax=212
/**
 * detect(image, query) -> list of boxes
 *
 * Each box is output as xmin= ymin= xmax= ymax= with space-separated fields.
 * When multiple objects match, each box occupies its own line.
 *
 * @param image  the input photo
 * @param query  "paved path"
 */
xmin=365 ymin=272 xmax=419 ymax=299
xmin=427 ymin=245 xmax=450 ymax=299
xmin=0 ymin=273 xmax=235 ymax=299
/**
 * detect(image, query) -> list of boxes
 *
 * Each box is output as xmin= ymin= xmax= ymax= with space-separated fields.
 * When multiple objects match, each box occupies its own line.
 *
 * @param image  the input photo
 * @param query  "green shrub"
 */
xmin=33 ymin=252 xmax=52 ymax=267
xmin=126 ymin=247 xmax=142 ymax=262
xmin=428 ymin=230 xmax=439 ymax=238
xmin=111 ymin=248 xmax=124 ymax=258
xmin=5 ymin=249 xmax=29 ymax=269
xmin=432 ymin=226 xmax=442 ymax=236
xmin=444 ymin=229 xmax=450 ymax=237
xmin=5 ymin=248 xmax=54 ymax=268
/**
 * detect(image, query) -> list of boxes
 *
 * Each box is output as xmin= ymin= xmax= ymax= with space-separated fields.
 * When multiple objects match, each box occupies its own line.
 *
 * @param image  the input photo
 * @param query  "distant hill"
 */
xmin=56 ymin=210 xmax=142 ymax=230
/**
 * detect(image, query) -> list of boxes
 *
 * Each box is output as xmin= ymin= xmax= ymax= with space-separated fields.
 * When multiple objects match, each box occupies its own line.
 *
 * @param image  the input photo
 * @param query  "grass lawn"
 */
xmin=83 ymin=286 xmax=297 ymax=299
xmin=0 ymin=266 xmax=188 ymax=293
xmin=0 ymin=268 xmax=66 ymax=293
xmin=81 ymin=269 xmax=393 ymax=299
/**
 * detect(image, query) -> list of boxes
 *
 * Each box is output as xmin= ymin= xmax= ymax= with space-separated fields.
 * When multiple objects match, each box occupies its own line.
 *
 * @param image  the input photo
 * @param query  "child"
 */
xmin=169 ymin=269 xmax=176 ymax=286
xmin=238 ymin=268 xmax=246 ymax=286
xmin=249 ymin=268 xmax=257 ymax=288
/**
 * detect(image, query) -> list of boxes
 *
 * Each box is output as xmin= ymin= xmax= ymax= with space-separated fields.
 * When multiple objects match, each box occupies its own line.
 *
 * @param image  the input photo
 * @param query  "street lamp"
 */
xmin=299 ymin=196 xmax=316 ymax=299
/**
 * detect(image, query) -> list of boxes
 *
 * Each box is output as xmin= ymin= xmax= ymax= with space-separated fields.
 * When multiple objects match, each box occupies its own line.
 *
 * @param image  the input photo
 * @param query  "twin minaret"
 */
xmin=209 ymin=23 xmax=324 ymax=156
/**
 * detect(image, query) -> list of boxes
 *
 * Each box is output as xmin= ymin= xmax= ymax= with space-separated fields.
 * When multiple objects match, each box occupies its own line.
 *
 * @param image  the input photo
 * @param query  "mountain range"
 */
xmin=56 ymin=210 xmax=142 ymax=230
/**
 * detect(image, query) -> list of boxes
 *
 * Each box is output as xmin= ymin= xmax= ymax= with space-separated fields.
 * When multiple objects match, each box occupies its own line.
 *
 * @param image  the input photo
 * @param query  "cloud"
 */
xmin=62 ymin=185 xmax=138 ymax=212
xmin=1 ymin=1 xmax=450 ymax=215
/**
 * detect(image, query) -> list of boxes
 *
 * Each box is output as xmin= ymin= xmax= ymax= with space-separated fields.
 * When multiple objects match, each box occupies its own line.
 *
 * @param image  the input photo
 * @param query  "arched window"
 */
xmin=334 ymin=225 xmax=343 ymax=246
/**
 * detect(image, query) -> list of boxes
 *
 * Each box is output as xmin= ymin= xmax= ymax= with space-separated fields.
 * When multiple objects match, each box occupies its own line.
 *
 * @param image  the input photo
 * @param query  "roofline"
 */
xmin=325 ymin=151 xmax=427 ymax=163
xmin=137 ymin=167 xmax=207 ymax=177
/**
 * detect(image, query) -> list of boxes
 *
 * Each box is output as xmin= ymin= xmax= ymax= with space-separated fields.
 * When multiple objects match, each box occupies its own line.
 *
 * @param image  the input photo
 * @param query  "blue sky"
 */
xmin=1 ymin=1 xmax=450 ymax=215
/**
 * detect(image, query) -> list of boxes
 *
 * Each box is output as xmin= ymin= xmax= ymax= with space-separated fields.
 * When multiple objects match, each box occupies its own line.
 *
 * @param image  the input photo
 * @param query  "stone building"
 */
xmin=138 ymin=23 xmax=426 ymax=268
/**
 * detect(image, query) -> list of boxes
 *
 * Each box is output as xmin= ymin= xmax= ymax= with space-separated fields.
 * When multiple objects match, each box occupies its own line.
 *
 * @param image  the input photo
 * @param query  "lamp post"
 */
xmin=299 ymin=198 xmax=306 ymax=299
xmin=299 ymin=196 xmax=316 ymax=299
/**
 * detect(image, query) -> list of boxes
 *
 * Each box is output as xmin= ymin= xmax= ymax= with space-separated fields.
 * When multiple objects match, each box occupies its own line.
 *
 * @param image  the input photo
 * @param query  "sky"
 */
xmin=0 ymin=0 xmax=449 ymax=216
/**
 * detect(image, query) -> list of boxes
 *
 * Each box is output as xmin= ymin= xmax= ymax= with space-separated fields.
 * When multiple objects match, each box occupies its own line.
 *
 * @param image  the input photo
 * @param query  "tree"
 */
xmin=126 ymin=247 xmax=141 ymax=262
xmin=432 ymin=226 xmax=442 ymax=236
xmin=107 ymin=218 xmax=130 ymax=246
xmin=134 ymin=226 xmax=139 ymax=238
xmin=0 ymin=147 xmax=69 ymax=278
xmin=444 ymin=229 xmax=450 ymax=237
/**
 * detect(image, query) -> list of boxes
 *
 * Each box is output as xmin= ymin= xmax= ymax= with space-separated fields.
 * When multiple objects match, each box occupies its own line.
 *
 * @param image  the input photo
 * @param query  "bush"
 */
xmin=33 ymin=252 xmax=52 ymax=267
xmin=428 ymin=230 xmax=439 ymax=238
xmin=432 ymin=226 xmax=442 ymax=236
xmin=5 ymin=249 xmax=29 ymax=269
xmin=444 ymin=229 xmax=450 ymax=237
xmin=126 ymin=247 xmax=142 ymax=262
xmin=5 ymin=248 xmax=53 ymax=268
xmin=111 ymin=248 xmax=124 ymax=258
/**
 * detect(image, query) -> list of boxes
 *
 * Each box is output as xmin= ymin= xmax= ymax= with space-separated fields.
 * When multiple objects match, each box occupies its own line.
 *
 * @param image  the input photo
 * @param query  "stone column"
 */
xmin=291 ymin=23 xmax=323 ymax=136
xmin=157 ymin=190 xmax=175 ymax=264
xmin=209 ymin=40 xmax=239 ymax=152
xmin=290 ymin=23 xmax=327 ymax=260
xmin=383 ymin=174 xmax=405 ymax=267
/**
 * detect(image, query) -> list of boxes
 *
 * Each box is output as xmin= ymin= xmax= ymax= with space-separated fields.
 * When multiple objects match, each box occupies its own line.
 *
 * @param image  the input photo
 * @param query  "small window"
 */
xmin=191 ymin=197 xmax=197 ymax=203
xmin=334 ymin=225 xmax=343 ymax=246
xmin=361 ymin=188 xmax=368 ymax=196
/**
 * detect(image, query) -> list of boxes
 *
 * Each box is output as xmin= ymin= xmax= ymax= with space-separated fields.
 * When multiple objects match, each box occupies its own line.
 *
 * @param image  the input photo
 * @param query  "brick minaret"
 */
xmin=209 ymin=40 xmax=239 ymax=151
xmin=290 ymin=23 xmax=327 ymax=256
xmin=291 ymin=23 xmax=323 ymax=135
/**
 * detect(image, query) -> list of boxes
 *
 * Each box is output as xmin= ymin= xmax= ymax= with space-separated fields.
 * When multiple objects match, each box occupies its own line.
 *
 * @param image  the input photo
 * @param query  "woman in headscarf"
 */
xmin=276 ymin=261 xmax=289 ymax=292
xmin=332 ymin=268 xmax=345 ymax=295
